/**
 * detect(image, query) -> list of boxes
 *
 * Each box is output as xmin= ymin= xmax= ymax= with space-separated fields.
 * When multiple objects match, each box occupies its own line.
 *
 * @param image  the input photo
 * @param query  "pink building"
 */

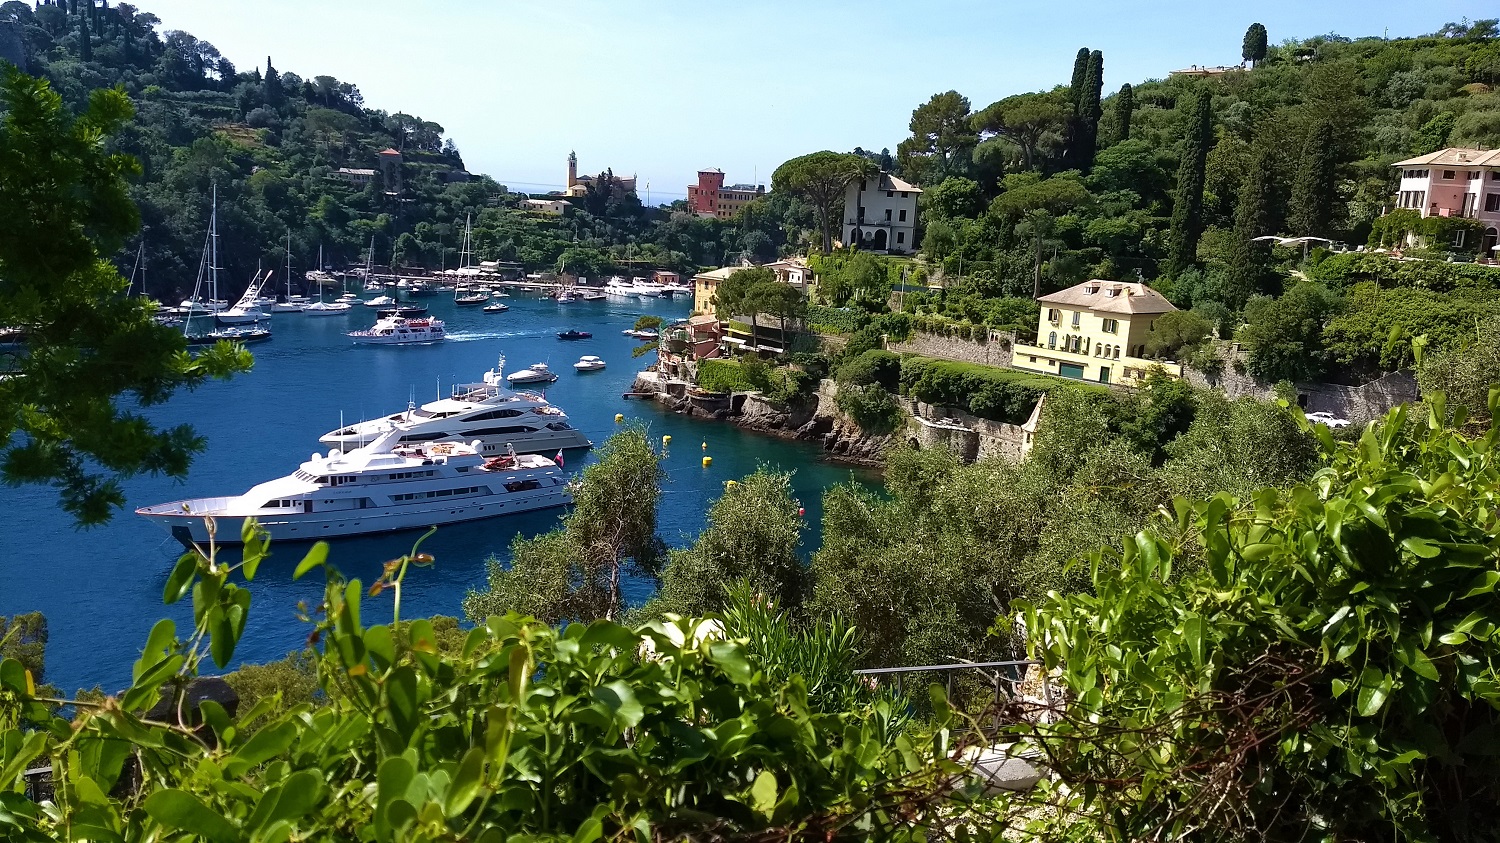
xmin=1393 ymin=148 xmax=1500 ymax=253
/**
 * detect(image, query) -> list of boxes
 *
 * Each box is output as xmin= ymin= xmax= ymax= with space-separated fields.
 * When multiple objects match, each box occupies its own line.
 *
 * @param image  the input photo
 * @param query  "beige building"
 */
xmin=521 ymin=198 xmax=568 ymax=215
xmin=692 ymin=266 xmax=739 ymax=314
xmin=1010 ymin=280 xmax=1182 ymax=387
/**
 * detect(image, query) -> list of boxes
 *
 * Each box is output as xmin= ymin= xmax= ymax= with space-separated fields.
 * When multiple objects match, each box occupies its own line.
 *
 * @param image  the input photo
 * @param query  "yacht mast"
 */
xmin=209 ymin=183 xmax=220 ymax=304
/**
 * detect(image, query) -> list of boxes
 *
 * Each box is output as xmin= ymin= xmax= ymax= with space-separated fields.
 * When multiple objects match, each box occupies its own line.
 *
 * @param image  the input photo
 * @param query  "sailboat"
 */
xmin=304 ymin=245 xmax=352 ymax=316
xmin=454 ymin=215 xmax=489 ymax=306
xmin=270 ymin=233 xmax=305 ymax=313
xmin=185 ymin=186 xmax=271 ymax=345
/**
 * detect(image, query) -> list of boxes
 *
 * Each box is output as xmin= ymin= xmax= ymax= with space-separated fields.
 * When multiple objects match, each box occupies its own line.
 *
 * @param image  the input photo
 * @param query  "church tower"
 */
xmin=566 ymin=151 xmax=578 ymax=190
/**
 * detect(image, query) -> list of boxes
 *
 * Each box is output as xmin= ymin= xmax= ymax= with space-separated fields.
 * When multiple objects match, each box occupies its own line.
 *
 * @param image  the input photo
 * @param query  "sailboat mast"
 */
xmin=285 ymin=231 xmax=293 ymax=299
xmin=209 ymin=183 xmax=219 ymax=304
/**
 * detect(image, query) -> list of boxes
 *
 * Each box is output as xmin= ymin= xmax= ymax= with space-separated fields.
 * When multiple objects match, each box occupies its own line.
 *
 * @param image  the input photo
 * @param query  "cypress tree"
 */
xmin=1068 ymin=47 xmax=1089 ymax=106
xmin=1223 ymin=143 xmax=1279 ymax=309
xmin=1289 ymin=121 xmax=1335 ymax=237
xmin=1166 ymin=91 xmax=1214 ymax=276
xmin=263 ymin=56 xmax=284 ymax=107
xmin=77 ymin=8 xmax=90 ymax=62
xmin=1242 ymin=23 xmax=1268 ymax=67
xmin=1077 ymin=49 xmax=1104 ymax=171
xmin=1116 ymin=83 xmax=1135 ymax=142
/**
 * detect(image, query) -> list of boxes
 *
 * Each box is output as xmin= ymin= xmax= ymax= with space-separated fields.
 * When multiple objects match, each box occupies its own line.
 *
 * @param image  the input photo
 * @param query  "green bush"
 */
xmin=806 ymin=304 xmax=861 ymax=335
xmin=836 ymin=350 xmax=902 ymax=392
xmin=696 ymin=359 xmax=756 ymax=394
xmin=898 ymin=357 xmax=1102 ymax=424
xmin=1307 ymin=252 xmax=1500 ymax=293
xmin=834 ymin=382 xmax=904 ymax=434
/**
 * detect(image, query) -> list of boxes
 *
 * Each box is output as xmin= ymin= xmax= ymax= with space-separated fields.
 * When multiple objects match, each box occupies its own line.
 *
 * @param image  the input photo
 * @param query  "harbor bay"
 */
xmin=0 ymin=291 xmax=871 ymax=694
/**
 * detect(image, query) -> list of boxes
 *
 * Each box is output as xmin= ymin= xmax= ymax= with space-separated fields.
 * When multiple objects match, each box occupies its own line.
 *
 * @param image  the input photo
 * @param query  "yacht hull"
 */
xmin=138 ymin=488 xmax=571 ymax=545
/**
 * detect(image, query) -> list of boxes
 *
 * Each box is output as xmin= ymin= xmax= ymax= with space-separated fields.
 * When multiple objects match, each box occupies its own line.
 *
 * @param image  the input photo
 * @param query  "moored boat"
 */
xmin=136 ymin=431 xmax=572 ymax=545
xmin=574 ymin=355 xmax=606 ymax=371
xmin=507 ymin=363 xmax=558 ymax=385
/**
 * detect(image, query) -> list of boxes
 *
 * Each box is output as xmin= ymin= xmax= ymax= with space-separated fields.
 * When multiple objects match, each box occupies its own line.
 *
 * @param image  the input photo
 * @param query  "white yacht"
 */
xmin=136 ymin=431 xmax=571 ymax=544
xmin=304 ymin=299 xmax=352 ymax=316
xmin=506 ymin=363 xmax=558 ymax=385
xmin=629 ymin=277 xmax=665 ymax=297
xmin=215 ymin=270 xmax=273 ymax=325
xmin=574 ymin=355 xmax=606 ymax=372
xmin=365 ymin=295 xmax=396 ymax=307
xmin=604 ymin=277 xmax=636 ymax=298
xmin=349 ymin=315 xmax=446 ymax=345
xmin=319 ymin=358 xmax=590 ymax=455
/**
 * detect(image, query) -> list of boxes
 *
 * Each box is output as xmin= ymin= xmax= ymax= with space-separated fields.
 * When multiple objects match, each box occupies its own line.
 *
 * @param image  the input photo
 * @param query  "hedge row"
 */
xmin=696 ymin=359 xmax=757 ymax=394
xmin=806 ymin=304 xmax=861 ymax=335
xmin=1308 ymin=252 xmax=1500 ymax=293
xmin=898 ymin=357 xmax=1104 ymax=425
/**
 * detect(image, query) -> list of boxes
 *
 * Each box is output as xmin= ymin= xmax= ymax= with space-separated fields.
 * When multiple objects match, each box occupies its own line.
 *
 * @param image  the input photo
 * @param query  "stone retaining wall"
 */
xmin=887 ymin=330 xmax=1017 ymax=368
xmin=1184 ymin=347 xmax=1420 ymax=424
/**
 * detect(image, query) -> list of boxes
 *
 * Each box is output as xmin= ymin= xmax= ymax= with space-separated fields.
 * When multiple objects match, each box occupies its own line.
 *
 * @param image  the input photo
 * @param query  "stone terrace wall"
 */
xmin=905 ymin=400 xmax=1027 ymax=463
xmin=1185 ymin=346 xmax=1420 ymax=424
xmin=886 ymin=330 xmax=1016 ymax=368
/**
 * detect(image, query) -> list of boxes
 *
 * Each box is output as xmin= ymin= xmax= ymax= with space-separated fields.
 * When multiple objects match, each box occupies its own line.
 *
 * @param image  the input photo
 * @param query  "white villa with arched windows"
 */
xmin=842 ymin=172 xmax=921 ymax=254
xmin=1010 ymin=280 xmax=1182 ymax=387
xmin=1392 ymin=148 xmax=1500 ymax=254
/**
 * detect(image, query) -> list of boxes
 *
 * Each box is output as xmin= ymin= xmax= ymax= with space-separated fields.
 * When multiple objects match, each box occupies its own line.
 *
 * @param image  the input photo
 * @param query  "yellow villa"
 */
xmin=1011 ymin=279 xmax=1182 ymax=387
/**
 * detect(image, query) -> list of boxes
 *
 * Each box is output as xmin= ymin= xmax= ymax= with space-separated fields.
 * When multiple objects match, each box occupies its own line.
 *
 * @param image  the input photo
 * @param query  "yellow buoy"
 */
xmin=702 ymin=456 xmax=713 ymax=467
xmin=701 ymin=441 xmax=707 ymax=450
xmin=662 ymin=435 xmax=672 ymax=445
xmin=614 ymin=413 xmax=624 ymax=423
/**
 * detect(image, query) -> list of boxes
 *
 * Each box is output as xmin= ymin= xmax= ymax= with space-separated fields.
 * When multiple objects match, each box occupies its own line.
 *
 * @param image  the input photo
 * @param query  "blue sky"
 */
xmin=139 ymin=1 xmax=1494 ymax=202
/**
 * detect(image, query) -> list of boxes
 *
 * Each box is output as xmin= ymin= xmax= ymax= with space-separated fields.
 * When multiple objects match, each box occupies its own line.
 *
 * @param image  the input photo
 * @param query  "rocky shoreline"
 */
xmin=630 ymin=375 xmax=894 ymax=467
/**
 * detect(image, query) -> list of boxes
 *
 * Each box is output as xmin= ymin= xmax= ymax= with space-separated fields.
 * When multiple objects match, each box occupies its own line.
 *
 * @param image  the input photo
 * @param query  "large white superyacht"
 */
xmin=319 ymin=357 xmax=592 ymax=455
xmin=136 ymin=431 xmax=571 ymax=544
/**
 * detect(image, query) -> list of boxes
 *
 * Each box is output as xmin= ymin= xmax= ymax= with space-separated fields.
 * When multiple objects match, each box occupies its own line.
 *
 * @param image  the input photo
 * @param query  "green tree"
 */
xmin=0 ymin=67 xmax=249 ymax=524
xmin=1115 ymin=82 xmax=1135 ymax=142
xmin=77 ymin=9 xmax=91 ymax=62
xmin=895 ymin=90 xmax=977 ymax=185
xmin=972 ymin=91 xmax=1071 ymax=171
xmin=1166 ymin=91 xmax=1215 ymax=276
xmin=1141 ymin=309 xmax=1212 ymax=360
xmin=649 ymin=468 xmax=806 ymax=617
xmin=0 ymin=613 xmax=47 ymax=686
xmin=1239 ymin=282 xmax=1341 ymax=383
xmin=464 ymin=428 xmax=666 ymax=622
xmin=1417 ymin=317 xmax=1500 ymax=421
xmin=1242 ymin=22 xmax=1268 ymax=66
xmin=922 ymin=176 xmax=983 ymax=221
xmin=1075 ymin=49 xmax=1105 ymax=171
xmin=1414 ymin=111 xmax=1456 ymax=155
xmin=772 ymin=151 xmax=874 ymax=253
xmin=262 ymin=55 xmax=283 ymax=107
xmin=1289 ymin=120 xmax=1335 ymax=238
xmin=1221 ymin=142 xmax=1279 ymax=309
xmin=1068 ymin=47 xmax=1090 ymax=107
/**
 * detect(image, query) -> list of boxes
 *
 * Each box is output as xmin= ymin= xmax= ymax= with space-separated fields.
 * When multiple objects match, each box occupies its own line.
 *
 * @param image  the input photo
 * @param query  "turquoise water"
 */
xmin=0 ymin=290 xmax=873 ymax=692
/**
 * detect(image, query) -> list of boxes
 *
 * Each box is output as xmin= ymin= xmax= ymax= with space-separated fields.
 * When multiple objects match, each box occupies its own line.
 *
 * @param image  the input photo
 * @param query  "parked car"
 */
xmin=1305 ymin=411 xmax=1352 ymax=429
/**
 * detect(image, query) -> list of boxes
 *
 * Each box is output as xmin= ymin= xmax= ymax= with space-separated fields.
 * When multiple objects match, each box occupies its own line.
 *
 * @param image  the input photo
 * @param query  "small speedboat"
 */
xmin=377 ymin=304 xmax=428 ymax=318
xmin=507 ymin=363 xmax=558 ymax=385
xmin=186 ymin=325 xmax=272 ymax=345
xmin=557 ymin=329 xmax=592 ymax=340
xmin=623 ymin=329 xmax=659 ymax=340
xmin=365 ymin=295 xmax=395 ymax=307
xmin=483 ymin=303 xmax=510 ymax=313
xmin=573 ymin=355 xmax=606 ymax=372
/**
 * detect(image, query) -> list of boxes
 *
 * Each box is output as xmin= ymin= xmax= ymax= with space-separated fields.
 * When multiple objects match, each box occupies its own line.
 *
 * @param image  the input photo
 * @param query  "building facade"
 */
xmin=520 ymin=198 xmax=568 ymax=215
xmin=687 ymin=168 xmax=765 ymax=219
xmin=692 ymin=266 xmax=738 ymax=314
xmin=842 ymin=172 xmax=921 ymax=254
xmin=1010 ymin=280 xmax=1182 ymax=387
xmin=1392 ymin=148 xmax=1500 ymax=253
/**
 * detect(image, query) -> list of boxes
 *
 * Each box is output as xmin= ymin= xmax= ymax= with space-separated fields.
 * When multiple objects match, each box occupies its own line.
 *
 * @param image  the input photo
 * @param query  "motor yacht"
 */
xmin=348 ymin=315 xmax=446 ymax=345
xmin=574 ymin=355 xmax=606 ymax=372
xmin=365 ymin=295 xmax=396 ymax=307
xmin=215 ymin=270 xmax=274 ymax=325
xmin=506 ymin=363 xmax=558 ymax=385
xmin=483 ymin=303 xmax=510 ymax=313
xmin=557 ymin=329 xmax=592 ymax=340
xmin=137 ymin=431 xmax=571 ymax=545
xmin=303 ymin=300 xmax=352 ymax=316
xmin=629 ymin=277 xmax=665 ymax=297
xmin=319 ymin=358 xmax=590 ymax=455
xmin=604 ymin=277 xmax=636 ymax=297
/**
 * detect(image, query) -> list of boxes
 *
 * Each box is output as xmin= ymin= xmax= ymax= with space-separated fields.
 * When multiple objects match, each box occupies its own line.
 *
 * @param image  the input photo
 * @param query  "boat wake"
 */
xmin=444 ymin=330 xmax=537 ymax=342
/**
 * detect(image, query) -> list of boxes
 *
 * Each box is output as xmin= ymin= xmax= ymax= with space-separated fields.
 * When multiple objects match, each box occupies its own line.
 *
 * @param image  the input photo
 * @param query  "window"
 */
xmin=1454 ymin=228 xmax=1468 ymax=248
xmin=886 ymin=190 xmax=893 ymax=197
xmin=1028 ymin=356 xmax=1037 ymax=363
xmin=859 ymin=180 xmax=867 ymax=191
xmin=1487 ymin=193 xmax=1500 ymax=212
xmin=884 ymin=209 xmax=892 ymax=221
xmin=1047 ymin=331 xmax=1056 ymax=349
xmin=1443 ymin=170 xmax=1456 ymax=180
xmin=901 ymin=191 xmax=909 ymax=198
xmin=1472 ymin=171 xmax=1482 ymax=180
xmin=898 ymin=209 xmax=907 ymax=222
xmin=857 ymin=206 xmax=865 ymax=221
xmin=1071 ymin=311 xmax=1080 ymax=328
xmin=1102 ymin=318 xmax=1119 ymax=333
xmin=897 ymin=232 xmax=905 ymax=244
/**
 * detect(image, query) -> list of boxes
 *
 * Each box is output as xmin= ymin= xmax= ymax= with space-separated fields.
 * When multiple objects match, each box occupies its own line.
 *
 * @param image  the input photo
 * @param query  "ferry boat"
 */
xmin=349 ymin=315 xmax=446 ymax=345
xmin=319 ymin=358 xmax=590 ymax=454
xmin=136 ymin=431 xmax=572 ymax=544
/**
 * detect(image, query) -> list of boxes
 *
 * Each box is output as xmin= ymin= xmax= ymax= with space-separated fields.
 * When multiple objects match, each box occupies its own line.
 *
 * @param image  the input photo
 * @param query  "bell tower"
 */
xmin=566 ymin=151 xmax=578 ymax=189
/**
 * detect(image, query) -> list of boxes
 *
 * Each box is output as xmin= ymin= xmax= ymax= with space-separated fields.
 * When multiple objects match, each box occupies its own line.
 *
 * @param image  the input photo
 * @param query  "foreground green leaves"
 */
xmin=0 ymin=530 xmax=973 ymax=841
xmin=1017 ymin=393 xmax=1500 ymax=841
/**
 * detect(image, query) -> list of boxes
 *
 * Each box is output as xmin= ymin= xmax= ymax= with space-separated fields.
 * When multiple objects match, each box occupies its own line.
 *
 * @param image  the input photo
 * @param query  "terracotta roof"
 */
xmin=1037 ymin=280 xmax=1177 ymax=315
xmin=688 ymin=314 xmax=720 ymax=326
xmin=378 ymin=147 xmax=401 ymax=156
xmin=1393 ymin=148 xmax=1500 ymax=167
xmin=693 ymin=267 xmax=739 ymax=281
xmin=877 ymin=172 xmax=922 ymax=193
